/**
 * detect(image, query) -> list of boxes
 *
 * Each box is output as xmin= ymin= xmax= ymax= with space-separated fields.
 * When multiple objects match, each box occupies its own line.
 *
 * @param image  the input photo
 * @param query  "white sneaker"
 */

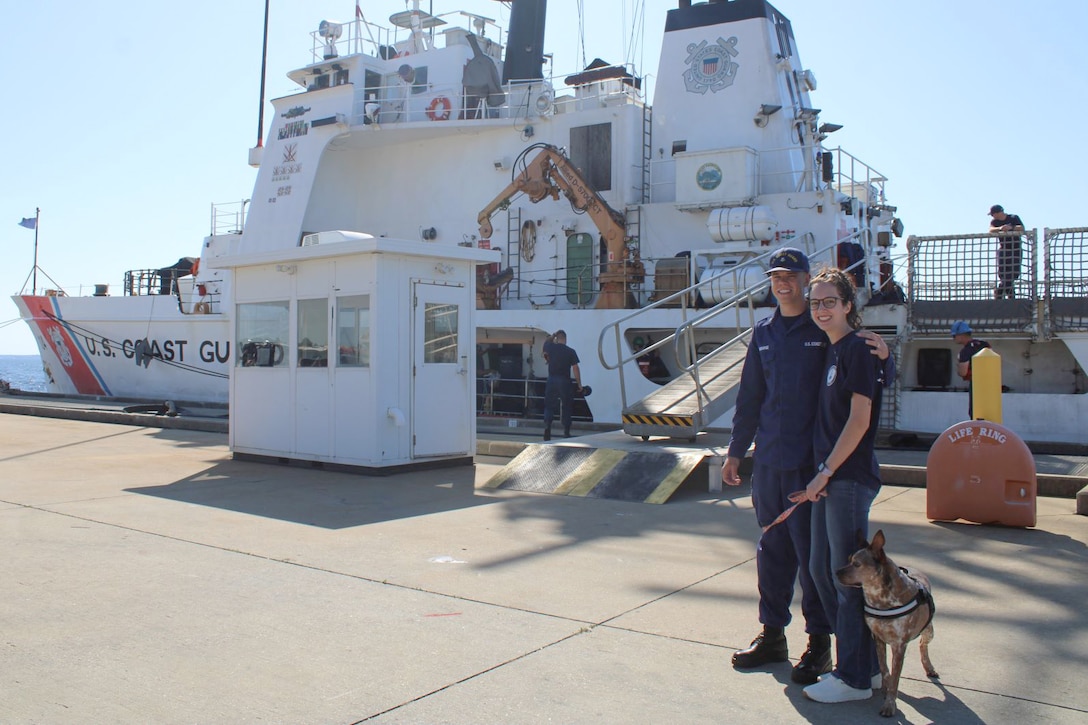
xmin=803 ymin=674 xmax=873 ymax=703
xmin=817 ymin=672 xmax=882 ymax=689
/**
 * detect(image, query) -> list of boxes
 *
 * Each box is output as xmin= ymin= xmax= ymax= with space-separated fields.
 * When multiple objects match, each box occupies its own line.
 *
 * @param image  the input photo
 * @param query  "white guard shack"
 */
xmin=220 ymin=232 xmax=498 ymax=473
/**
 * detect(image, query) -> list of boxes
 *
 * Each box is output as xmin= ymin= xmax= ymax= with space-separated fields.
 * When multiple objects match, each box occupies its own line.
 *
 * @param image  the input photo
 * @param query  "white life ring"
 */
xmin=427 ymin=96 xmax=452 ymax=121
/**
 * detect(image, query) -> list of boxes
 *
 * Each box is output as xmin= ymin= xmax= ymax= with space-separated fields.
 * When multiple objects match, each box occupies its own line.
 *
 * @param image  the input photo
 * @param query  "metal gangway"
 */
xmin=599 ymin=236 xmax=870 ymax=440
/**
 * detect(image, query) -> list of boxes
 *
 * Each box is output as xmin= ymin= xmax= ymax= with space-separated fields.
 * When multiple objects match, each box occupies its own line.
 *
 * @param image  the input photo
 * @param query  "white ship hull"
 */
xmin=12 ymin=1 xmax=1087 ymax=448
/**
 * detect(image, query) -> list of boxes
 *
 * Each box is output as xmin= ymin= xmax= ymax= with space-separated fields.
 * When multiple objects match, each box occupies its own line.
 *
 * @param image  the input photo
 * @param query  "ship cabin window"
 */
xmin=237 ymin=301 xmax=289 ymax=368
xmin=337 ymin=294 xmax=370 ymax=367
xmin=423 ymin=302 xmax=459 ymax=364
xmin=570 ymin=123 xmax=612 ymax=191
xmin=364 ymin=69 xmax=383 ymax=100
xmin=297 ymin=298 xmax=329 ymax=367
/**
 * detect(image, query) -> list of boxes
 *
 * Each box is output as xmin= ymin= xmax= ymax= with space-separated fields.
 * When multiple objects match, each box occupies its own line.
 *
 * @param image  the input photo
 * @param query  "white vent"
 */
xmin=301 ymin=233 xmax=321 ymax=246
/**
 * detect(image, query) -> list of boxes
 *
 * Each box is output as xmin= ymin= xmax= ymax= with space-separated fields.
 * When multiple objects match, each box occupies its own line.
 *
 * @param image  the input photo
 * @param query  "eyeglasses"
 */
xmin=808 ymin=297 xmax=843 ymax=311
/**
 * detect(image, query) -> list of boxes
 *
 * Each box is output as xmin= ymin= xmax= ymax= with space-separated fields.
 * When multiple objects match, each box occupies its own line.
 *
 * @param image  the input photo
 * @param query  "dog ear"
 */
xmin=870 ymin=530 xmax=886 ymax=560
xmin=855 ymin=529 xmax=869 ymax=549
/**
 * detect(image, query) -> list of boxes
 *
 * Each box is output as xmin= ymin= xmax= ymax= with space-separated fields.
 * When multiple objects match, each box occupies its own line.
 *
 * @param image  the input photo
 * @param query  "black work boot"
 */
xmin=732 ymin=626 xmax=788 ymax=668
xmin=791 ymin=633 xmax=833 ymax=684
xmin=543 ymin=428 xmax=551 ymax=441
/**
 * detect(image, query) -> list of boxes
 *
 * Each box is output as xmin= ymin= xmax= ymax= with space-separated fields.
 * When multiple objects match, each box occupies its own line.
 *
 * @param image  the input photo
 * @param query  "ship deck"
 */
xmin=1 ymin=410 xmax=1086 ymax=722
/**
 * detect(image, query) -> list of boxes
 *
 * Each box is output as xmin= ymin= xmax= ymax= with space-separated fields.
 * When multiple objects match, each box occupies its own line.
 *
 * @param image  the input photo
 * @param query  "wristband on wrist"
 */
xmin=817 ymin=461 xmax=834 ymax=477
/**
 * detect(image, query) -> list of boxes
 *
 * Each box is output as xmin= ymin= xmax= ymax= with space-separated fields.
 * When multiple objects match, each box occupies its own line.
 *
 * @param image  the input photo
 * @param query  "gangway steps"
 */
xmin=484 ymin=442 xmax=705 ymax=503
xmin=622 ymin=343 xmax=748 ymax=438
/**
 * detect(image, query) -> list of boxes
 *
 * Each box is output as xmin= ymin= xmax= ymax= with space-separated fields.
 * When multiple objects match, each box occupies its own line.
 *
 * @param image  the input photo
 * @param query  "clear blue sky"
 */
xmin=2 ymin=1 xmax=1084 ymax=355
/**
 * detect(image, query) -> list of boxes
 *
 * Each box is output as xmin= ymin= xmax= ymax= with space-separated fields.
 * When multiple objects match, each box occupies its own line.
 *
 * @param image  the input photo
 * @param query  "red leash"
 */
xmin=762 ymin=501 xmax=804 ymax=533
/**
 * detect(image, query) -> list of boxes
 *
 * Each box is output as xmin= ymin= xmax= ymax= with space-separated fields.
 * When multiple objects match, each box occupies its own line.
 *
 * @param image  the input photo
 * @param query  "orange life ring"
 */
xmin=191 ymin=259 xmax=200 ymax=277
xmin=426 ymin=96 xmax=452 ymax=121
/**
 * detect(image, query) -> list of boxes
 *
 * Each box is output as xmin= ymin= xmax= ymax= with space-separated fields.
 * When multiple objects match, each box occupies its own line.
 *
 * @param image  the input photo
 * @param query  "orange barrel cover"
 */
xmin=926 ymin=420 xmax=1036 ymax=527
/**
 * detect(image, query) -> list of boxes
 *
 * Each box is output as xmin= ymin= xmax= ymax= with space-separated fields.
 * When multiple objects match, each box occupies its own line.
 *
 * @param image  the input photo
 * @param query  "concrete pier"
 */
xmin=1 ymin=412 xmax=1086 ymax=723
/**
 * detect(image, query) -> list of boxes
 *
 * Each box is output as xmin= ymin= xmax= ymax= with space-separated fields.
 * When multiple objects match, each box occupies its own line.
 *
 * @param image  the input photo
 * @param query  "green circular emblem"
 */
xmin=696 ymin=162 xmax=722 ymax=191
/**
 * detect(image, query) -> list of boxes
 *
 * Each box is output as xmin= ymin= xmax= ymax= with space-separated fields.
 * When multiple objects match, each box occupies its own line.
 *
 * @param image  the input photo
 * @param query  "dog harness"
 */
xmin=863 ymin=567 xmax=936 ymax=631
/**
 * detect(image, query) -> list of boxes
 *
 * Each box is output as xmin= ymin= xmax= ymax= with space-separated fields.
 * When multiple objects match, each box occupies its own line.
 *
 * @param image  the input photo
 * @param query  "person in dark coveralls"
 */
xmin=988 ymin=204 xmax=1025 ymax=299
xmin=542 ymin=330 xmax=582 ymax=440
xmin=721 ymin=248 xmax=893 ymax=685
xmin=952 ymin=320 xmax=991 ymax=418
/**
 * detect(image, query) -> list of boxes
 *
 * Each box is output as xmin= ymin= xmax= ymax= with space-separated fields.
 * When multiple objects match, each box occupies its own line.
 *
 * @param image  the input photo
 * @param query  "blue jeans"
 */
xmin=751 ymin=462 xmax=831 ymax=634
xmin=809 ymin=478 xmax=879 ymax=690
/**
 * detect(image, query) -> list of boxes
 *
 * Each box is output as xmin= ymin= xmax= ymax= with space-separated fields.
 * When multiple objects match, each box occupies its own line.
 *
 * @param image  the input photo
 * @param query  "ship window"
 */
xmin=566 ymin=232 xmax=596 ymax=306
xmin=364 ymin=69 xmax=382 ymax=102
xmin=570 ymin=123 xmax=612 ymax=191
xmin=337 ymin=295 xmax=370 ymax=367
xmin=297 ymin=298 xmax=328 ymax=367
xmin=424 ymin=302 xmax=459 ymax=364
xmin=236 ymin=301 xmax=289 ymax=368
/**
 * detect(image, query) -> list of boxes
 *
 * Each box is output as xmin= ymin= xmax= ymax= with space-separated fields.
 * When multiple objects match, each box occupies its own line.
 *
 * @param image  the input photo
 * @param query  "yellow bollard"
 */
xmin=971 ymin=347 xmax=1002 ymax=422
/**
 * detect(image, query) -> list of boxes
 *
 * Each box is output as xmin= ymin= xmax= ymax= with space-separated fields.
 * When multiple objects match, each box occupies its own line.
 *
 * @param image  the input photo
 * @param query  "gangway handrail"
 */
xmin=598 ymin=238 xmax=813 ymax=413
xmin=671 ymin=236 xmax=864 ymax=418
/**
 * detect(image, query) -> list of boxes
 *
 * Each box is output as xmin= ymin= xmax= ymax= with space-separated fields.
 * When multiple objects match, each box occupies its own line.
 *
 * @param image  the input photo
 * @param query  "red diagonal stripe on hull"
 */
xmin=20 ymin=295 xmax=107 ymax=396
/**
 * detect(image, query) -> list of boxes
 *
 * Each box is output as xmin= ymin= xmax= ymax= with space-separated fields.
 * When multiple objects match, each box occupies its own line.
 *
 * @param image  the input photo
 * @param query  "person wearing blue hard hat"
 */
xmin=952 ymin=321 xmax=990 ymax=417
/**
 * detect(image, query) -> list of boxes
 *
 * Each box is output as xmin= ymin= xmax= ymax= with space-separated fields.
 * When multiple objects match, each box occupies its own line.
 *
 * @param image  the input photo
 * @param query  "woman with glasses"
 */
xmin=790 ymin=267 xmax=887 ymax=705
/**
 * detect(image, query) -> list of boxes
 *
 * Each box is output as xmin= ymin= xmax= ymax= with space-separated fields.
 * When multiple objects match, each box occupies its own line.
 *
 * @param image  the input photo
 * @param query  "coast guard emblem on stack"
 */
xmin=683 ymin=36 xmax=740 ymax=94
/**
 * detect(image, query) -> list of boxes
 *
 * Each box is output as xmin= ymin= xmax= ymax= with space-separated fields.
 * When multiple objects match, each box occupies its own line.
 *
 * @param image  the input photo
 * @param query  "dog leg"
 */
xmin=875 ymin=637 xmax=889 ymax=690
xmin=919 ymin=622 xmax=939 ymax=678
xmin=880 ymin=643 xmax=907 ymax=717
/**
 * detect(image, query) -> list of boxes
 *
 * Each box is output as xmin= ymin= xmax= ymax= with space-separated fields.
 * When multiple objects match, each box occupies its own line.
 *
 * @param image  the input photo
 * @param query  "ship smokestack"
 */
xmin=502 ymin=0 xmax=547 ymax=84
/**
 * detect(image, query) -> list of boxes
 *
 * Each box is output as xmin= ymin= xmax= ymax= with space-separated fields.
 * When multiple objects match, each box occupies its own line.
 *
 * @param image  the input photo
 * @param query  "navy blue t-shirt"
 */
xmin=543 ymin=339 xmax=579 ymax=378
xmin=813 ymin=331 xmax=883 ymax=489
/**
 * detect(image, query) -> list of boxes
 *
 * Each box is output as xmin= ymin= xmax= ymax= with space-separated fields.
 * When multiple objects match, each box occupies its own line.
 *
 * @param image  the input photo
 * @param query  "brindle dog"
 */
xmin=837 ymin=530 xmax=939 ymax=717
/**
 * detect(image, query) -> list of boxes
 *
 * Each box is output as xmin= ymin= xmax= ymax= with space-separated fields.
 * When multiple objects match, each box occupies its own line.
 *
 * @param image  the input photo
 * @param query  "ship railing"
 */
xmin=475 ymin=373 xmax=592 ymax=422
xmin=825 ymin=147 xmax=888 ymax=206
xmin=1043 ymin=226 xmax=1088 ymax=334
xmin=646 ymin=144 xmax=887 ymax=201
xmin=305 ymin=17 xmax=396 ymax=64
xmin=121 ymin=268 xmax=219 ymax=315
xmin=211 ymin=200 xmax=248 ymax=237
xmin=307 ymin=11 xmax=516 ymax=66
xmin=349 ymin=74 xmax=638 ymax=127
xmin=905 ymin=230 xmax=1040 ymax=338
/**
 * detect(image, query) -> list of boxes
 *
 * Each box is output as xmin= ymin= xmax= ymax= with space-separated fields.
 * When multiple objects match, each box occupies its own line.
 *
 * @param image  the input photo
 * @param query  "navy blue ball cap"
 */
xmin=766 ymin=247 xmax=810 ymax=274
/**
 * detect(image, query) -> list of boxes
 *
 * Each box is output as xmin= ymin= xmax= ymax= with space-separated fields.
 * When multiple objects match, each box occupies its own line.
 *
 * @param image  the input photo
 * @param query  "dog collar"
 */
xmin=863 ymin=568 xmax=936 ymax=630
xmin=864 ymin=595 xmax=923 ymax=619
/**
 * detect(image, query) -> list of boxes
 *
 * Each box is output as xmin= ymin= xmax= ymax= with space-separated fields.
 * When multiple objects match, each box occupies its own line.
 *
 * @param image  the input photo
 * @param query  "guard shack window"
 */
xmin=569 ymin=123 xmax=612 ymax=192
xmin=297 ymin=298 xmax=328 ymax=367
xmin=424 ymin=303 xmax=458 ymax=364
xmin=237 ymin=301 xmax=289 ymax=367
xmin=337 ymin=295 xmax=370 ymax=367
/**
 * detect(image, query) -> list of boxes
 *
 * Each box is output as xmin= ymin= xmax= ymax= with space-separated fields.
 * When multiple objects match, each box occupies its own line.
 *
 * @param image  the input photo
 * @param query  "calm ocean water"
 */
xmin=0 ymin=355 xmax=48 ymax=392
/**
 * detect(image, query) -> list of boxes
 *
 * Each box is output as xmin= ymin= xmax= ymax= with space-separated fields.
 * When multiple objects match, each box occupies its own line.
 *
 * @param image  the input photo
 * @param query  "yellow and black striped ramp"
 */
xmin=621 ymin=412 xmax=698 ymax=441
xmin=483 ymin=443 xmax=705 ymax=504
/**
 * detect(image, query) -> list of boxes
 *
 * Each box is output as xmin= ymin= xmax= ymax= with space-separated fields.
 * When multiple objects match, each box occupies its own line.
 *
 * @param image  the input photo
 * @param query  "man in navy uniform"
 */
xmin=722 ymin=248 xmax=893 ymax=685
xmin=542 ymin=330 xmax=582 ymax=440
xmin=988 ymin=204 xmax=1025 ymax=299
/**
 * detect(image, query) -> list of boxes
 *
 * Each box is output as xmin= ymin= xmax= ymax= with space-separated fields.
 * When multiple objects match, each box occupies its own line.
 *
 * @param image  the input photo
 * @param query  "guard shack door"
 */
xmin=412 ymin=281 xmax=471 ymax=457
